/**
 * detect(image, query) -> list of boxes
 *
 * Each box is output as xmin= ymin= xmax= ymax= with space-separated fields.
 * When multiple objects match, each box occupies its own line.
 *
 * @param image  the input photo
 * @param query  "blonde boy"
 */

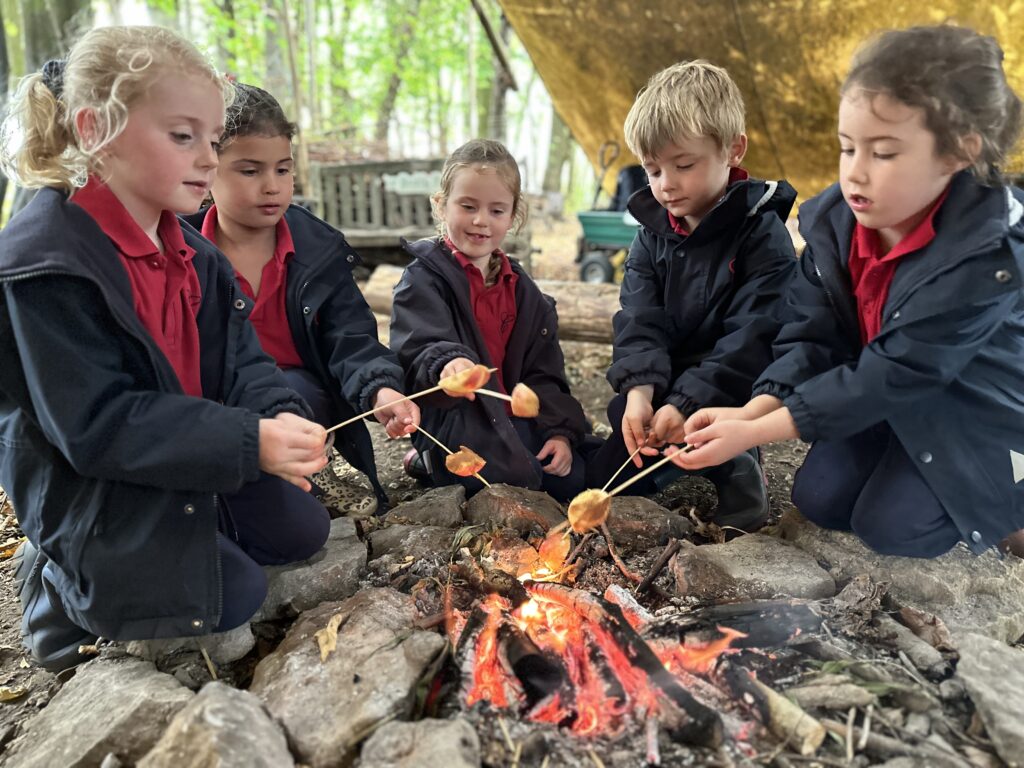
xmin=586 ymin=60 xmax=797 ymax=531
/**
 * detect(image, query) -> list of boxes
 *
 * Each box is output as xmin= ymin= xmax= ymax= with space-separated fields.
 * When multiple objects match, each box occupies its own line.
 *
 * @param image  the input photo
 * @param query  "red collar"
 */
xmin=444 ymin=236 xmax=513 ymax=281
xmin=201 ymin=204 xmax=295 ymax=263
xmin=853 ymin=186 xmax=950 ymax=263
xmin=72 ymin=175 xmax=193 ymax=260
xmin=666 ymin=166 xmax=750 ymax=236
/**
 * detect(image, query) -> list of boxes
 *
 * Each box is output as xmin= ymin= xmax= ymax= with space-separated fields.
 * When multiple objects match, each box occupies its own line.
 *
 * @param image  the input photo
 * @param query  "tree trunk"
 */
xmin=485 ymin=14 xmax=512 ymax=141
xmin=278 ymin=0 xmax=309 ymax=193
xmin=542 ymin=107 xmax=571 ymax=194
xmin=215 ymin=0 xmax=236 ymax=72
xmin=373 ymin=0 xmax=423 ymax=152
xmin=304 ymin=0 xmax=319 ymax=132
xmin=263 ymin=1 xmax=289 ymax=102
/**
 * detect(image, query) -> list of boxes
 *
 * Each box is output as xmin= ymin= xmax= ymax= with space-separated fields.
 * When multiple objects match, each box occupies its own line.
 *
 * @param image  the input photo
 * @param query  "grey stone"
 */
xmin=955 ymin=633 xmax=1024 ymax=768
xmin=368 ymin=524 xmax=456 ymax=561
xmin=463 ymin=484 xmax=566 ymax=536
xmin=383 ymin=485 xmax=465 ymax=528
xmin=124 ymin=623 xmax=255 ymax=667
xmin=779 ymin=508 xmax=1024 ymax=642
xmin=4 ymin=656 xmax=192 ymax=768
xmin=252 ymin=516 xmax=367 ymax=621
xmin=250 ymin=587 xmax=446 ymax=768
xmin=359 ymin=718 xmax=480 ymax=768
xmin=138 ymin=681 xmax=293 ymax=768
xmin=603 ymin=496 xmax=692 ymax=555
xmin=671 ymin=534 xmax=835 ymax=600
xmin=482 ymin=529 xmax=543 ymax=577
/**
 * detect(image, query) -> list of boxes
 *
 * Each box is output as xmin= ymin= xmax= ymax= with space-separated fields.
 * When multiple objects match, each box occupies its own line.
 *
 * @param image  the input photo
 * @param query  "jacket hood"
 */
xmin=627 ymin=176 xmax=797 ymax=243
xmin=402 ymin=236 xmax=528 ymax=282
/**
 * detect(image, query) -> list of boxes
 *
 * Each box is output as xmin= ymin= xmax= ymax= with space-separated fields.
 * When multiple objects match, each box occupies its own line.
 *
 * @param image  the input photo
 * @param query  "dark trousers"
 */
xmin=445 ymin=418 xmax=586 ymax=503
xmin=215 ymin=472 xmax=330 ymax=630
xmin=791 ymin=424 xmax=960 ymax=558
xmin=282 ymin=368 xmax=335 ymax=426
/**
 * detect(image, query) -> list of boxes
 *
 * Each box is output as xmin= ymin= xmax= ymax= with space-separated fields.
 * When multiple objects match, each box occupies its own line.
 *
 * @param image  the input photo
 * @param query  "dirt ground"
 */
xmin=0 ymin=214 xmax=807 ymax=751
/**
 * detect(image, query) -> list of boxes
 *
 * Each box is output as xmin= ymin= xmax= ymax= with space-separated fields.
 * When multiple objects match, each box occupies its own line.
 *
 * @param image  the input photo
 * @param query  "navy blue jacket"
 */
xmin=390 ymin=238 xmax=587 ymax=489
xmin=0 ymin=189 xmax=310 ymax=640
xmin=755 ymin=172 xmax=1024 ymax=553
xmin=608 ymin=177 xmax=797 ymax=415
xmin=184 ymin=205 xmax=403 ymax=505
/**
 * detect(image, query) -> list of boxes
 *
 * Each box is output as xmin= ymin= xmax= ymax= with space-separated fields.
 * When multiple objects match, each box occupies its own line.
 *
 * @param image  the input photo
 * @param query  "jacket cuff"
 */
xmin=783 ymin=392 xmax=817 ymax=443
xmin=264 ymin=396 xmax=312 ymax=421
xmin=239 ymin=411 xmax=264 ymax=486
xmin=426 ymin=347 xmax=478 ymax=386
xmin=662 ymin=392 xmax=700 ymax=418
xmin=357 ymin=372 xmax=405 ymax=415
xmin=752 ymin=381 xmax=795 ymax=401
xmin=616 ymin=373 xmax=668 ymax=399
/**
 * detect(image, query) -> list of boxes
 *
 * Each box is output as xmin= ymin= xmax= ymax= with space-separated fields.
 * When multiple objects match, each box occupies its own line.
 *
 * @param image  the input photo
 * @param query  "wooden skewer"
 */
xmin=324 ymin=367 xmax=497 ymax=435
xmin=414 ymin=424 xmax=491 ymax=488
xmin=600 ymin=447 xmax=644 ymax=492
xmin=476 ymin=388 xmax=512 ymax=403
xmin=606 ymin=444 xmax=694 ymax=498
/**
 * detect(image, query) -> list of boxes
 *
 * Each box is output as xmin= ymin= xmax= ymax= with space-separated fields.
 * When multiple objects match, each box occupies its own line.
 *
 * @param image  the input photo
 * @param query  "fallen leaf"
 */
xmin=538 ymin=528 xmax=571 ymax=572
xmin=0 ymin=536 xmax=24 ymax=560
xmin=314 ymin=613 xmax=349 ymax=663
xmin=0 ymin=686 xmax=28 ymax=702
xmin=898 ymin=606 xmax=956 ymax=652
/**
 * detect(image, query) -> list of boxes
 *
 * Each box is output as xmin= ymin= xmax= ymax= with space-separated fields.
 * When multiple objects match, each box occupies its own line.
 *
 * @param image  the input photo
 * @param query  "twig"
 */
xmin=821 ymin=718 xmax=970 ymax=767
xmin=587 ymin=748 xmax=606 ymax=768
xmin=198 ymin=642 xmax=218 ymax=681
xmin=645 ymin=714 xmax=661 ymax=765
xmin=497 ymin=715 xmax=515 ymax=753
xmin=565 ymin=532 xmax=595 ymax=565
xmin=636 ymin=538 xmax=681 ymax=594
xmin=414 ymin=425 xmax=491 ymax=487
xmin=601 ymin=523 xmax=642 ymax=584
xmin=601 ymin=447 xmax=644 ymax=492
xmin=858 ymin=704 xmax=873 ymax=751
xmin=325 ymin=367 xmax=497 ymax=434
xmin=845 ymin=707 xmax=856 ymax=762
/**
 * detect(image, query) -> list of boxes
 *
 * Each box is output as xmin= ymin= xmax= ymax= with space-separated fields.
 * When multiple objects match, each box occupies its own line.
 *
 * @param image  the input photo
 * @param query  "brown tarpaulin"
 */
xmin=497 ymin=1 xmax=1024 ymax=200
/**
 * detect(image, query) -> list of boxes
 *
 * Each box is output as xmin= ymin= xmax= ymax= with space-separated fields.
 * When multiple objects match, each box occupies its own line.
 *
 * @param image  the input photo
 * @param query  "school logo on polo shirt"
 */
xmin=1012 ymin=450 xmax=1024 ymax=484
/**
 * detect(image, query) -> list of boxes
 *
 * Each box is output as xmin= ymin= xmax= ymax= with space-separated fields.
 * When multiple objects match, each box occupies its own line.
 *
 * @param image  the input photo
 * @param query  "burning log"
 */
xmin=523 ymin=580 xmax=724 ymax=748
xmin=719 ymin=662 xmax=825 ymax=756
xmin=647 ymin=600 xmax=823 ymax=650
xmin=497 ymin=621 xmax=568 ymax=706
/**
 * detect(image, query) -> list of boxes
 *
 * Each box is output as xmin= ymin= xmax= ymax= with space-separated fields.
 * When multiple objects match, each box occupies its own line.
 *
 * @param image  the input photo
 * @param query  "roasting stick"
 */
xmin=413 ymin=424 xmax=491 ymax=488
xmin=324 ymin=367 xmax=498 ymax=435
xmin=600 ymin=447 xmax=644 ymax=492
xmin=605 ymin=444 xmax=695 ymax=497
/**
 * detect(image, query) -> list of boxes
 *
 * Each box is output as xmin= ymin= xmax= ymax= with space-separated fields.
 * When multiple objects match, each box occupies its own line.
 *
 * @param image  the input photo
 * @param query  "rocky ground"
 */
xmin=0 ymin=221 xmax=1021 ymax=767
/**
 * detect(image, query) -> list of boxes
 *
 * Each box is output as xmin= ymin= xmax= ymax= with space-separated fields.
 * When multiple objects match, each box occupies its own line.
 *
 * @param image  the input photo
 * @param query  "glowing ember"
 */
xmin=457 ymin=584 xmax=740 ymax=739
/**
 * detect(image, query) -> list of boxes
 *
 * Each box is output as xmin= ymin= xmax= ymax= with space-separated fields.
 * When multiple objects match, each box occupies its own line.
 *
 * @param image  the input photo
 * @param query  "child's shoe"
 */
xmin=704 ymin=449 xmax=770 ymax=533
xmin=403 ymin=448 xmax=433 ymax=486
xmin=14 ymin=540 xmax=97 ymax=673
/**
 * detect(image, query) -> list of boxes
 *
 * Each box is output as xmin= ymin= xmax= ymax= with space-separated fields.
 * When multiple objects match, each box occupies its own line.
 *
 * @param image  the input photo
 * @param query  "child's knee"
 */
xmin=791 ymin=471 xmax=854 ymax=531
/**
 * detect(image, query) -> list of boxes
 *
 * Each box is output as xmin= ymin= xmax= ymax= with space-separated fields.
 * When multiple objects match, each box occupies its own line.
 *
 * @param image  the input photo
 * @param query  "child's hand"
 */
xmin=372 ymin=387 xmax=420 ymax=438
xmin=622 ymin=386 xmax=654 ymax=466
xmin=649 ymin=404 xmax=686 ymax=448
xmin=668 ymin=419 xmax=758 ymax=471
xmin=537 ymin=436 xmax=572 ymax=477
xmin=439 ymin=357 xmax=478 ymax=400
xmin=682 ymin=407 xmax=749 ymax=434
xmin=259 ymin=412 xmax=329 ymax=491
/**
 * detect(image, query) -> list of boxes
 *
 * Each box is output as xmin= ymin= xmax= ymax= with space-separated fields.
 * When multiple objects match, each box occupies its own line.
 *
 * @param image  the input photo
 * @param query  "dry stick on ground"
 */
xmin=324 ymin=367 xmax=497 ymax=434
xmin=820 ymin=718 xmax=971 ymax=767
xmin=600 ymin=523 xmax=643 ymax=584
xmin=414 ymin=425 xmax=491 ymax=488
xmin=636 ymin=538 xmax=682 ymax=594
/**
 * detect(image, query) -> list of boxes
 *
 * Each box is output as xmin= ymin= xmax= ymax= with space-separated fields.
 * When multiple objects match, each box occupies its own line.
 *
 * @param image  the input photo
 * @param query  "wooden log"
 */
xmin=362 ymin=264 xmax=619 ymax=344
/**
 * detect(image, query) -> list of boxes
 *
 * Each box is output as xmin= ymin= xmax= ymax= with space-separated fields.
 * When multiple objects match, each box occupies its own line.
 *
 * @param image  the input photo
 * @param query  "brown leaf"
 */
xmin=898 ymin=606 xmax=957 ymax=652
xmin=0 ymin=537 xmax=24 ymax=560
xmin=314 ymin=613 xmax=349 ymax=663
xmin=537 ymin=528 xmax=571 ymax=572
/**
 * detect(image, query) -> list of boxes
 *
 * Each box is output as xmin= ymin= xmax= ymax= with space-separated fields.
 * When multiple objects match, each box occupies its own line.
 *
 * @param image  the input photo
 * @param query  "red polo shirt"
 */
xmin=667 ymin=167 xmax=749 ymax=235
xmin=72 ymin=176 xmax=203 ymax=397
xmin=445 ymin=237 xmax=518 ymax=393
xmin=849 ymin=188 xmax=949 ymax=344
xmin=201 ymin=206 xmax=303 ymax=369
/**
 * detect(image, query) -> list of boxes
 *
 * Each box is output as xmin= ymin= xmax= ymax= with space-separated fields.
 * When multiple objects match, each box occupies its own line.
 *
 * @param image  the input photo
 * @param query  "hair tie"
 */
xmin=41 ymin=59 xmax=66 ymax=100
